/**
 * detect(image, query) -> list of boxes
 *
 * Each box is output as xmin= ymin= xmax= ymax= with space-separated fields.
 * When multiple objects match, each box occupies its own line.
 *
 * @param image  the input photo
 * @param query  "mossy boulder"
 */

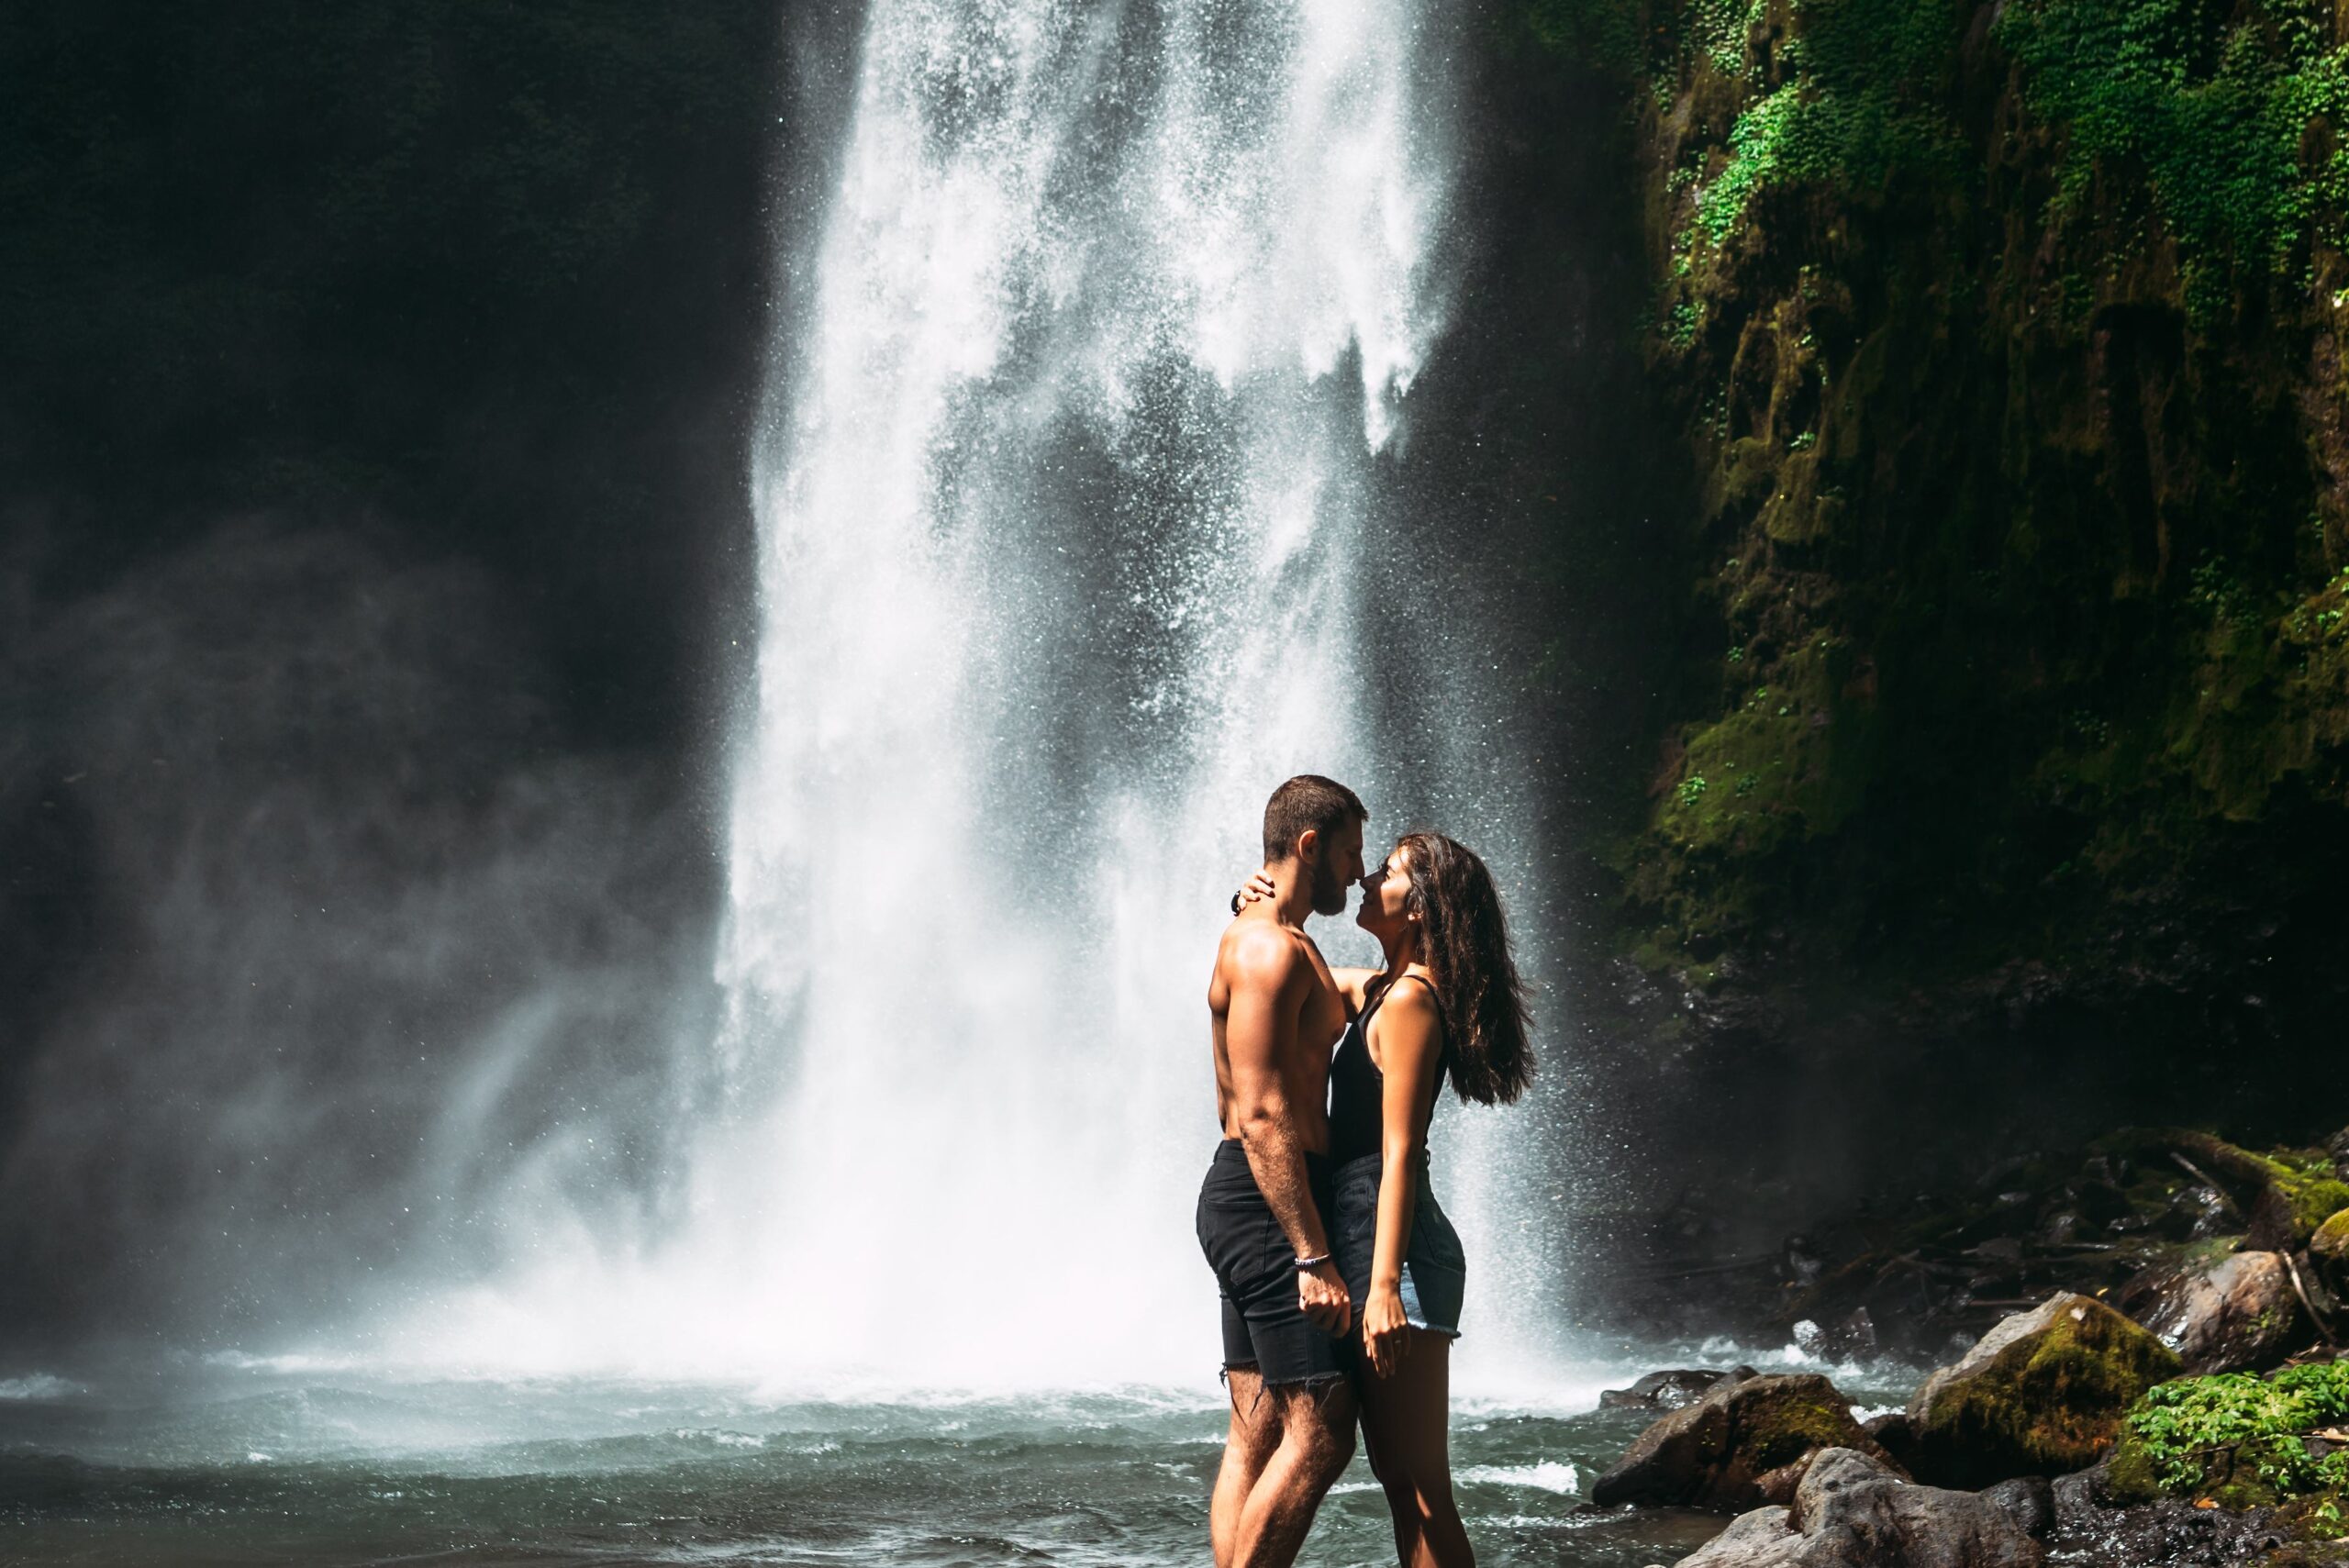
xmin=1591 ymin=1372 xmax=1906 ymax=1511
xmin=2312 ymin=1208 xmax=2349 ymax=1298
xmin=1905 ymin=1293 xmax=2184 ymax=1488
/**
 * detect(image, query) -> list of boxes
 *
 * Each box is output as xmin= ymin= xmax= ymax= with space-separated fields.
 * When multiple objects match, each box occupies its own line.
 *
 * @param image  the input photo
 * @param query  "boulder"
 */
xmin=2116 ymin=1250 xmax=2302 ymax=1373
xmin=1603 ymin=1365 xmax=1759 ymax=1411
xmin=2311 ymin=1207 xmax=2349 ymax=1297
xmin=1593 ymin=1373 xmax=1905 ymax=1511
xmin=1978 ymin=1475 xmax=2054 ymax=1540
xmin=1672 ymin=1447 xmax=2044 ymax=1567
xmin=1904 ymin=1293 xmax=2181 ymax=1488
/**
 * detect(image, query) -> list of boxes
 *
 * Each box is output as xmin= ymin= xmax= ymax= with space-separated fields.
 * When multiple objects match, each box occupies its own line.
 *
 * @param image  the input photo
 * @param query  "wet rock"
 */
xmin=2117 ymin=1251 xmax=2302 ymax=1374
xmin=1862 ymin=1410 xmax=1917 ymax=1472
xmin=2310 ymin=1208 xmax=2349 ymax=1297
xmin=2327 ymin=1129 xmax=2349 ymax=1182
xmin=1592 ymin=1373 xmax=1904 ymax=1511
xmin=1791 ymin=1308 xmax=1876 ymax=1361
xmin=1601 ymin=1365 xmax=1759 ymax=1411
xmin=1904 ymin=1293 xmax=2181 ymax=1488
xmin=2170 ymin=1184 xmax=2242 ymax=1240
xmin=1673 ymin=1447 xmax=2044 ymax=1567
xmin=2049 ymin=1455 xmax=2297 ymax=1566
xmin=1979 ymin=1475 xmax=2054 ymax=1540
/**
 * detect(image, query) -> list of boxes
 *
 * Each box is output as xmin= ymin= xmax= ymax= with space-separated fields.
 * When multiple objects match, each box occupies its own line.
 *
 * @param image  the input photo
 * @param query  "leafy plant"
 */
xmin=2128 ymin=1362 xmax=2349 ymax=1504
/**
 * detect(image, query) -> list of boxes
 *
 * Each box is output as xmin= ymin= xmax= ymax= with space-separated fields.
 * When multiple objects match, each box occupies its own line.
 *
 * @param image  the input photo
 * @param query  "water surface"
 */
xmin=0 ymin=1351 xmax=1919 ymax=1565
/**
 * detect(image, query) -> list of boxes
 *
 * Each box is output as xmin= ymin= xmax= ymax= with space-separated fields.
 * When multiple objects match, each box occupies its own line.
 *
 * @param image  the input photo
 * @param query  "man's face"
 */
xmin=1307 ymin=817 xmax=1366 ymax=917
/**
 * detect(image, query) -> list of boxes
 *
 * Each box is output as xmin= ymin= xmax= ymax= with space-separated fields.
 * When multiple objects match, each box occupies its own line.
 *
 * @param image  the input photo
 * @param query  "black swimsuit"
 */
xmin=1328 ymin=975 xmax=1467 ymax=1339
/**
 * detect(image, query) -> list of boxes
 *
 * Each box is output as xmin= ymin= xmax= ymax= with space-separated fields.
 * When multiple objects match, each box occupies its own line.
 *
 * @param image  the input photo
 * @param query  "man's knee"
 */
xmin=1280 ymin=1383 xmax=1354 ymax=1478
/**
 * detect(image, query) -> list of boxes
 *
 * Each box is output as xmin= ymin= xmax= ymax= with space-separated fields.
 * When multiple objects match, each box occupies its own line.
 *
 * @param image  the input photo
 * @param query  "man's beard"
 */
xmin=1308 ymin=853 xmax=1350 ymax=917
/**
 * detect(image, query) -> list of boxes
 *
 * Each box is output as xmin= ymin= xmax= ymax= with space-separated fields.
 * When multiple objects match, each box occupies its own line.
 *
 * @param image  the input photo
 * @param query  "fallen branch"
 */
xmin=2280 ymin=1250 xmax=2338 ymax=1347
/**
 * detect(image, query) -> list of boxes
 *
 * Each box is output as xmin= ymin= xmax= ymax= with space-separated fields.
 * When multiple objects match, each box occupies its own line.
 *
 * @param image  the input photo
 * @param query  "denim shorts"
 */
xmin=1332 ymin=1152 xmax=1466 ymax=1339
xmin=1195 ymin=1140 xmax=1347 ymax=1386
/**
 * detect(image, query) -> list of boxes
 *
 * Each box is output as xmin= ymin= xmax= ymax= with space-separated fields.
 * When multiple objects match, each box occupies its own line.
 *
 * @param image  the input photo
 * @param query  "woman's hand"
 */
xmin=1233 ymin=870 xmax=1277 ymax=910
xmin=1362 ymin=1281 xmax=1411 ymax=1378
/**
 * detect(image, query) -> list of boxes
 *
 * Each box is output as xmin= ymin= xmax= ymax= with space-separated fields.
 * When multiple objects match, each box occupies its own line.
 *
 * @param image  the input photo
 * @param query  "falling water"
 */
xmin=400 ymin=0 xmax=1571 ymax=1391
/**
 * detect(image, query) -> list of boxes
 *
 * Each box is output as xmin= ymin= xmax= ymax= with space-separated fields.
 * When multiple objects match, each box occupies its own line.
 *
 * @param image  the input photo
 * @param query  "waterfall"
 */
xmin=411 ymin=0 xmax=1563 ymax=1390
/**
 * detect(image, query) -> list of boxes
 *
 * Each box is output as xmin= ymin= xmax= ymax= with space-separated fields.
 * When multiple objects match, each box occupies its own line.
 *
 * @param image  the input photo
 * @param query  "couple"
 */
xmin=1197 ymin=773 xmax=1532 ymax=1568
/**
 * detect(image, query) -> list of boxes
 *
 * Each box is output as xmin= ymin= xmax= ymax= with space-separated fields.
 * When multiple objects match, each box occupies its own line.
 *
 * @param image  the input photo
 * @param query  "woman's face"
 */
xmin=1353 ymin=844 xmax=1415 ymax=940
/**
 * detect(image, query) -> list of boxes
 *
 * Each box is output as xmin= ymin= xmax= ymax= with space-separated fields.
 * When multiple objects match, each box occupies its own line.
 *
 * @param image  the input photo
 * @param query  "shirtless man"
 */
xmin=1196 ymin=773 xmax=1369 ymax=1568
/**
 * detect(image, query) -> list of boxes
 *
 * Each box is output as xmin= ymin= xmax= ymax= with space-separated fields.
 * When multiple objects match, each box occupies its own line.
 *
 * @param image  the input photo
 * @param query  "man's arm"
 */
xmin=1223 ymin=926 xmax=1352 ymax=1335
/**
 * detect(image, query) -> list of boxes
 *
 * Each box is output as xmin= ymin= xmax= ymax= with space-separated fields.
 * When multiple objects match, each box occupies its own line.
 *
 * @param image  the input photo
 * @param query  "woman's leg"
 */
xmin=1356 ymin=1329 xmax=1473 ymax=1568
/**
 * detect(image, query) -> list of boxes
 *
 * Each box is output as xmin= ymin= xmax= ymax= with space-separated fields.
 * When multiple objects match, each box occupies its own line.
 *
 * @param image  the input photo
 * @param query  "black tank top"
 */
xmin=1328 ymin=973 xmax=1442 ymax=1164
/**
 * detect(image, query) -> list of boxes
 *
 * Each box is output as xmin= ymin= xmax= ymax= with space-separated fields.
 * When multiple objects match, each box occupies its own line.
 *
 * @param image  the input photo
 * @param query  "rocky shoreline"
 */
xmin=1582 ymin=1125 xmax=2349 ymax=1565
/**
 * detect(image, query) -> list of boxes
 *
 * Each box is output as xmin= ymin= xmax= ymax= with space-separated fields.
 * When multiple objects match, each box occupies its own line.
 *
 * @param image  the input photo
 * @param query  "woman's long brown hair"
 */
xmin=1393 ymin=831 xmax=1533 ymax=1106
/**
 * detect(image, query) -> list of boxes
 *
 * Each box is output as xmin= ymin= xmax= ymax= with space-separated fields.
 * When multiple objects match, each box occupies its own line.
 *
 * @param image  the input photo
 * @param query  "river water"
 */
xmin=1 ymin=1350 xmax=1920 ymax=1565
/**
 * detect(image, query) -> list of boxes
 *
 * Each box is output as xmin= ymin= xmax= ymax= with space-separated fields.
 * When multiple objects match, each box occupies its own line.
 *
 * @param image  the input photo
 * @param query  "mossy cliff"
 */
xmin=1502 ymin=0 xmax=2349 ymax=1247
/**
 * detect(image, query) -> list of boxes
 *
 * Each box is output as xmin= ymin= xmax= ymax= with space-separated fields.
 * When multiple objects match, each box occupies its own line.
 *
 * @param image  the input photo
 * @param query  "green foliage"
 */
xmin=2127 ymin=1362 xmax=2349 ymax=1513
xmin=1689 ymin=0 xmax=1971 ymax=244
xmin=1997 ymin=0 xmax=2349 ymax=312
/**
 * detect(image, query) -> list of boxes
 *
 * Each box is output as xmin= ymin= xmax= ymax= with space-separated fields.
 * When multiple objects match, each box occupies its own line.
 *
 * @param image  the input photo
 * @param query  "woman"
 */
xmin=1241 ymin=831 xmax=1533 ymax=1567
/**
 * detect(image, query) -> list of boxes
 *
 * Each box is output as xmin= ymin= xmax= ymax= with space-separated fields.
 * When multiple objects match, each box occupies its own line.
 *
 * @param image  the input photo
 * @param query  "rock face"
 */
xmin=2116 ymin=1250 xmax=2302 ymax=1373
xmin=1603 ymin=1366 xmax=1759 ymax=1411
xmin=1904 ymin=1294 xmax=2182 ymax=1488
xmin=1592 ymin=1373 xmax=1902 ymax=1511
xmin=1673 ymin=1447 xmax=2045 ymax=1567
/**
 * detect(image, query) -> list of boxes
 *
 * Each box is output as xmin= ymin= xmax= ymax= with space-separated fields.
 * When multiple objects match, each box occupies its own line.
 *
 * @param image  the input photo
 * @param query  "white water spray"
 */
xmin=406 ymin=0 xmax=1565 ymax=1390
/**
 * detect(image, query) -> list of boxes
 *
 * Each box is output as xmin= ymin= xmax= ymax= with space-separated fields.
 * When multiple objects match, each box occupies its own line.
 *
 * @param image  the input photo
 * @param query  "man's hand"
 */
xmin=1362 ymin=1282 xmax=1410 ymax=1378
xmin=1235 ymin=870 xmax=1277 ymax=909
xmin=1297 ymin=1259 xmax=1353 ymax=1337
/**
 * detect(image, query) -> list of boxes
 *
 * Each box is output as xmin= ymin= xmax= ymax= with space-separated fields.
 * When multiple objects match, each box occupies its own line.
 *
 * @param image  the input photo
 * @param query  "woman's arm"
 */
xmin=1362 ymin=977 xmax=1443 ymax=1377
xmin=1330 ymin=967 xmax=1378 ymax=1012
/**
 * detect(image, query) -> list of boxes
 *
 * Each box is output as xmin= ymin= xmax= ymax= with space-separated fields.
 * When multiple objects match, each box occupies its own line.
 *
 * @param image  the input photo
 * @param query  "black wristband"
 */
xmin=1230 ymin=891 xmax=1242 ymax=915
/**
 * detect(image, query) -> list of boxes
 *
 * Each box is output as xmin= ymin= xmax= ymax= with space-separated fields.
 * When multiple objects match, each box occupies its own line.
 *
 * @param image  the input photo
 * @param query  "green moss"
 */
xmin=1917 ymin=1299 xmax=2183 ymax=1476
xmin=1742 ymin=1383 xmax=1870 ymax=1468
xmin=2124 ymin=1362 xmax=2349 ymax=1515
xmin=1632 ymin=635 xmax=1882 ymax=946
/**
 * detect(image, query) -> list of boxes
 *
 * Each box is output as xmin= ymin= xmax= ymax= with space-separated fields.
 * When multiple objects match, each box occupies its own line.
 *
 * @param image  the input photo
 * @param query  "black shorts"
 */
xmin=1195 ymin=1139 xmax=1346 ymax=1386
xmin=1332 ymin=1152 xmax=1466 ymax=1339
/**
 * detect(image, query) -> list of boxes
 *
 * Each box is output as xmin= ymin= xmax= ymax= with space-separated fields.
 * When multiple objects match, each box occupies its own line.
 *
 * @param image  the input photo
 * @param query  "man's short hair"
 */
xmin=1262 ymin=774 xmax=1367 ymax=863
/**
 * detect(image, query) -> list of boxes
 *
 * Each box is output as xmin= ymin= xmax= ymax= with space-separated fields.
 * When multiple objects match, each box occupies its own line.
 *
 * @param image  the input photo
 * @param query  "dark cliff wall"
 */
xmin=0 ymin=3 xmax=811 ymax=1347
xmin=1499 ymin=0 xmax=2349 ymax=1279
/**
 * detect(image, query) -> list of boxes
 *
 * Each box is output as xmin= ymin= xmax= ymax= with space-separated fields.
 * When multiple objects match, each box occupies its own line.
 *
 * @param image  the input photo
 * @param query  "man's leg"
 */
xmin=1230 ymin=1375 xmax=1357 ymax=1568
xmin=1211 ymin=1366 xmax=1280 ymax=1568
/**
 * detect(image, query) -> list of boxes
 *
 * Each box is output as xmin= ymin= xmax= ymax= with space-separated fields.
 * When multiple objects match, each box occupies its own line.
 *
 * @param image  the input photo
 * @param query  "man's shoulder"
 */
xmin=1219 ymin=915 xmax=1308 ymax=986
